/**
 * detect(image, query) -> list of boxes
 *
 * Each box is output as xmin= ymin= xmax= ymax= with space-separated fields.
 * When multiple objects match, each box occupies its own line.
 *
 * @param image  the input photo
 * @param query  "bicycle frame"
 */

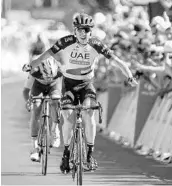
xmin=60 ymin=100 xmax=102 ymax=185
xmin=36 ymin=96 xmax=51 ymax=151
xmin=31 ymin=95 xmax=60 ymax=175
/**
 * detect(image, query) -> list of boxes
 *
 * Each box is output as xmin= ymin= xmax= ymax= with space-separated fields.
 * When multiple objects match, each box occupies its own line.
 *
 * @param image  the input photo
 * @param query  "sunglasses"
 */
xmin=77 ymin=27 xmax=91 ymax=33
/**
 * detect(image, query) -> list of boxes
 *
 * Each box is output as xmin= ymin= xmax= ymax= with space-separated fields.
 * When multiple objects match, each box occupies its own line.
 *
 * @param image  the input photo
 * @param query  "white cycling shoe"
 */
xmin=30 ymin=148 xmax=40 ymax=162
xmin=52 ymin=125 xmax=61 ymax=148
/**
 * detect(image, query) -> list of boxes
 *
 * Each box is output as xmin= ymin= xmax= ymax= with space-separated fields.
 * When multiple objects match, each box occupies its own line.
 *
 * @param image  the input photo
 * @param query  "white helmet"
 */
xmin=39 ymin=57 xmax=57 ymax=77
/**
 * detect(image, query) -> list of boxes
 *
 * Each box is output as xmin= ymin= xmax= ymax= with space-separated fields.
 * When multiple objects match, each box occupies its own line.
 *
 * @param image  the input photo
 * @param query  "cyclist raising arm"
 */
xmin=27 ymin=12 xmax=137 ymax=172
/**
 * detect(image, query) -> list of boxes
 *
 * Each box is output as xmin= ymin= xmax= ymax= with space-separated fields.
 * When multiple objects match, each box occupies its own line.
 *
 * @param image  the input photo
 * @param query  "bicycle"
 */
xmin=59 ymin=95 xmax=103 ymax=185
xmin=31 ymin=94 xmax=60 ymax=175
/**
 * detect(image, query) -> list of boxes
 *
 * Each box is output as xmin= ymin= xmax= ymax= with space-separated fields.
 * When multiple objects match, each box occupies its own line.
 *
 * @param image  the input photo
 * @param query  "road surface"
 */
xmin=1 ymin=77 xmax=172 ymax=185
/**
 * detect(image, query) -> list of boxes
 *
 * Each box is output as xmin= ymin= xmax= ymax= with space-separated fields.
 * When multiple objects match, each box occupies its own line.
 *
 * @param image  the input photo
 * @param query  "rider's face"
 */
xmin=75 ymin=27 xmax=91 ymax=45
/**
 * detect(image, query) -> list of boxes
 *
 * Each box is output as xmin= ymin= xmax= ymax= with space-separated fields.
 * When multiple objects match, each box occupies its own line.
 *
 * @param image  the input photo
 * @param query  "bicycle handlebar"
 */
xmin=61 ymin=105 xmax=99 ymax=110
xmin=31 ymin=95 xmax=60 ymax=101
xmin=60 ymin=102 xmax=103 ymax=124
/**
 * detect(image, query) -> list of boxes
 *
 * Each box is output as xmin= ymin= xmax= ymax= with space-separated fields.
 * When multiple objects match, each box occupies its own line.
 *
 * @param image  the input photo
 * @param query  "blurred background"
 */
xmin=1 ymin=1 xmax=172 ymax=183
xmin=1 ymin=0 xmax=172 ymax=94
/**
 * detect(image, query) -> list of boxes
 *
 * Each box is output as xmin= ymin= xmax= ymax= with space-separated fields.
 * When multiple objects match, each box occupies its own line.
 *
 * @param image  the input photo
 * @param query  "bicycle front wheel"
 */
xmin=77 ymin=128 xmax=83 ymax=185
xmin=41 ymin=117 xmax=50 ymax=175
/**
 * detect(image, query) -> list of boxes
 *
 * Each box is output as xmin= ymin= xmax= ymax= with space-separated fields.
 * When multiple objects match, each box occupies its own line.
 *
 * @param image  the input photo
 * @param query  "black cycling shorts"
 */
xmin=61 ymin=77 xmax=96 ymax=106
xmin=31 ymin=79 xmax=61 ymax=97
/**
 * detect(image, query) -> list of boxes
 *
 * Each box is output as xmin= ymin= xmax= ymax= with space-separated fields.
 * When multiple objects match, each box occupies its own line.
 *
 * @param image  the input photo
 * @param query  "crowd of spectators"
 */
xmin=1 ymin=2 xmax=172 ymax=96
xmin=92 ymin=3 xmax=172 ymax=95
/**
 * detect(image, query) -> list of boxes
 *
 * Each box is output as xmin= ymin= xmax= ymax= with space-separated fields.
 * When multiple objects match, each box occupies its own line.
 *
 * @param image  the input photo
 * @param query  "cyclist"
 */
xmin=23 ymin=36 xmax=62 ymax=162
xmin=28 ymin=12 xmax=137 ymax=171
xmin=27 ymin=56 xmax=63 ymax=162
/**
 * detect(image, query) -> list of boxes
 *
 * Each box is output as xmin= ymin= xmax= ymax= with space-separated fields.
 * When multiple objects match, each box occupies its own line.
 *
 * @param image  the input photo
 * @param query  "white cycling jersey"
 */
xmin=50 ymin=35 xmax=113 ymax=80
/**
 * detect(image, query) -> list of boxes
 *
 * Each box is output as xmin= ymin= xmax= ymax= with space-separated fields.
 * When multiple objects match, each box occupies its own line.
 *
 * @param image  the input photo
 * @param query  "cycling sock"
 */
xmin=63 ymin=145 xmax=70 ymax=157
xmin=31 ymin=137 xmax=38 ymax=148
xmin=64 ymin=145 xmax=69 ymax=151
xmin=87 ymin=144 xmax=94 ymax=157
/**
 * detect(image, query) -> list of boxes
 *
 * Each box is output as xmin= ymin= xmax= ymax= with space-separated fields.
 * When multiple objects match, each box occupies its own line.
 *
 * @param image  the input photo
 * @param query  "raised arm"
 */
xmin=30 ymin=34 xmax=76 ymax=71
xmin=89 ymin=38 xmax=134 ymax=80
xmin=110 ymin=53 xmax=133 ymax=79
xmin=30 ymin=49 xmax=53 ymax=69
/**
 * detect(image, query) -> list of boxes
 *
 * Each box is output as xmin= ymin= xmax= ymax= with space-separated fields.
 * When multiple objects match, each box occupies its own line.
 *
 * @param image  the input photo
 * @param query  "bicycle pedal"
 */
xmin=83 ymin=164 xmax=90 ymax=172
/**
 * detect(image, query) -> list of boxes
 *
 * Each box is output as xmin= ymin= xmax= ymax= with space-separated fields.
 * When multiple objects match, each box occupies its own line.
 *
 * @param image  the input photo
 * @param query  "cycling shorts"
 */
xmin=31 ymin=79 xmax=61 ymax=97
xmin=61 ymin=77 xmax=96 ymax=106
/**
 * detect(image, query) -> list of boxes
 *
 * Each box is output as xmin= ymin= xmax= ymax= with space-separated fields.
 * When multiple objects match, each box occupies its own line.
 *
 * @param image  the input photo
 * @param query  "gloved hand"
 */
xmin=127 ymin=77 xmax=138 ymax=87
xmin=22 ymin=64 xmax=32 ymax=72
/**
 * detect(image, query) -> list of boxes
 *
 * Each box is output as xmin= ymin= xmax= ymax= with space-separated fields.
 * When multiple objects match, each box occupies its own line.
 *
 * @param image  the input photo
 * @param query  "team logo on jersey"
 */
xmin=65 ymin=36 xmax=73 ymax=43
xmin=70 ymin=51 xmax=90 ymax=65
xmin=54 ymin=45 xmax=60 ymax=51
xmin=92 ymin=39 xmax=101 ymax=46
xmin=70 ymin=60 xmax=90 ymax=65
xmin=57 ymin=39 xmax=62 ymax=46
xmin=70 ymin=52 xmax=90 ymax=60
xmin=101 ymin=45 xmax=107 ymax=53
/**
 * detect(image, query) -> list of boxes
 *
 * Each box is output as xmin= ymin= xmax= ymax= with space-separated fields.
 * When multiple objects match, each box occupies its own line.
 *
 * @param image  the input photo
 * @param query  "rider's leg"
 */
xmin=60 ymin=92 xmax=75 ymax=173
xmin=82 ymin=98 xmax=97 ymax=157
xmin=60 ymin=109 xmax=74 ymax=173
xmin=30 ymin=99 xmax=42 ymax=146
xmin=82 ymin=85 xmax=98 ymax=169
xmin=50 ymin=78 xmax=62 ymax=147
xmin=29 ymin=81 xmax=43 ymax=162
xmin=30 ymin=98 xmax=42 ymax=161
xmin=62 ymin=109 xmax=74 ymax=146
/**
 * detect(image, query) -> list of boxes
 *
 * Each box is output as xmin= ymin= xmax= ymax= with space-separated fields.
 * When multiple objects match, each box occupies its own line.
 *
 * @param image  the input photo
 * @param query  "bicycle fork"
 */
xmin=71 ymin=116 xmax=87 ymax=181
xmin=37 ymin=99 xmax=50 ymax=151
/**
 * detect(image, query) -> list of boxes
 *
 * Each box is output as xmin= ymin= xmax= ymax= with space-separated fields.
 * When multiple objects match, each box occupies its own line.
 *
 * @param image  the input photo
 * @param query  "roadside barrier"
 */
xmin=97 ymin=84 xmax=123 ymax=130
xmin=107 ymin=87 xmax=138 ymax=147
xmin=106 ymin=79 xmax=157 ymax=147
xmin=98 ymin=78 xmax=172 ymax=164
xmin=136 ymin=92 xmax=172 ymax=163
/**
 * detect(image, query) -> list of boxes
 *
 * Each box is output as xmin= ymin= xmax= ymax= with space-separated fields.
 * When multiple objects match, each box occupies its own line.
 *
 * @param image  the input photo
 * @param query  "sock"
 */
xmin=64 ymin=145 xmax=69 ymax=151
xmin=32 ymin=137 xmax=38 ymax=148
xmin=87 ymin=144 xmax=94 ymax=158
xmin=63 ymin=145 xmax=70 ymax=157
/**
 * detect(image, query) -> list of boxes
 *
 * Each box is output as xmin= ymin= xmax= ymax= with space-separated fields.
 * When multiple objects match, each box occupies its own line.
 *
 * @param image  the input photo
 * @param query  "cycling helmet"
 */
xmin=39 ymin=57 xmax=56 ymax=77
xmin=73 ymin=12 xmax=94 ymax=28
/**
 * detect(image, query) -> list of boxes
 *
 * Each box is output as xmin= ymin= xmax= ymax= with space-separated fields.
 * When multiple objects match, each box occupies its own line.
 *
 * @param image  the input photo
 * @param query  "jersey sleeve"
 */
xmin=50 ymin=35 xmax=76 ymax=54
xmin=89 ymin=37 xmax=113 ymax=59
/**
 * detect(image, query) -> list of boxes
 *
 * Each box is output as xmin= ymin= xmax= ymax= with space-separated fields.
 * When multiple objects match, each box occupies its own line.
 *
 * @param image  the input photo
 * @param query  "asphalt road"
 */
xmin=1 ymin=77 xmax=172 ymax=185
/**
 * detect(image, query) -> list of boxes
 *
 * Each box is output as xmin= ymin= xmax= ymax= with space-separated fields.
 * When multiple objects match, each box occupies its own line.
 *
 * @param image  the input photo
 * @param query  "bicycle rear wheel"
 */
xmin=77 ymin=128 xmax=83 ymax=185
xmin=41 ymin=117 xmax=50 ymax=175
